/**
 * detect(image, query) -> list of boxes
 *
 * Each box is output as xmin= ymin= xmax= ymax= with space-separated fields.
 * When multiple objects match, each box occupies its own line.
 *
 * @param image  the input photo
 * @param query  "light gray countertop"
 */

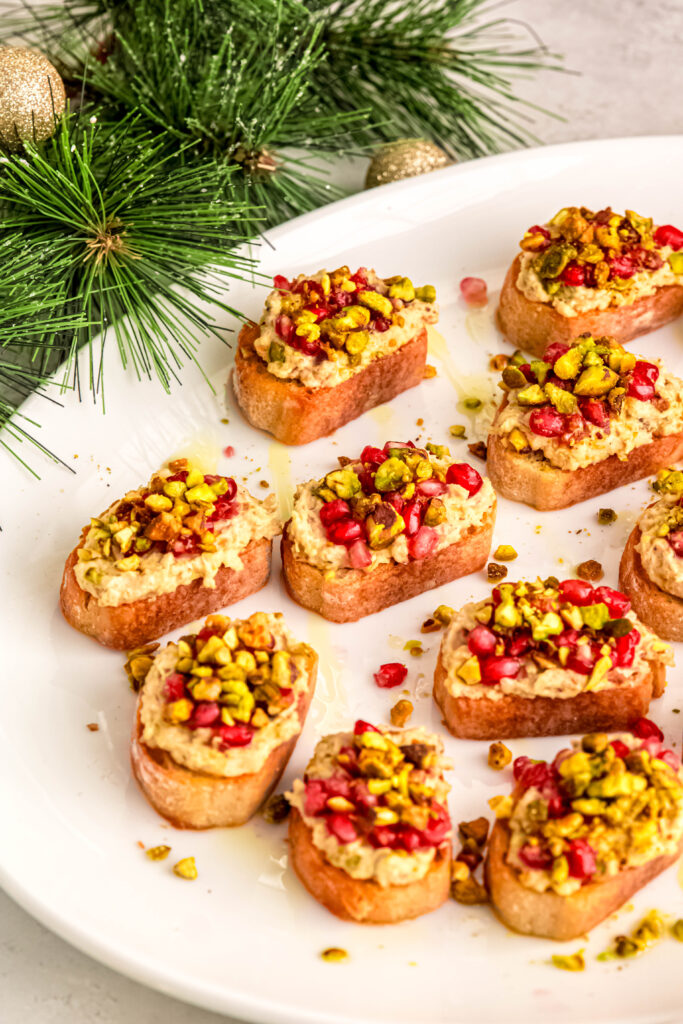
xmin=4 ymin=1 xmax=683 ymax=1021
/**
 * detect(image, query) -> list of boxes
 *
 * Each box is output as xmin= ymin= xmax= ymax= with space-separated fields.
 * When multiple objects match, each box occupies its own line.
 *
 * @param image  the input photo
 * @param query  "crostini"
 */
xmin=620 ymin=468 xmax=683 ymax=641
xmin=434 ymin=576 xmax=672 ymax=740
xmin=485 ymin=725 xmax=683 ymax=940
xmin=60 ymin=459 xmax=281 ymax=650
xmin=497 ymin=206 xmax=683 ymax=357
xmin=233 ymin=266 xmax=438 ymax=445
xmin=282 ymin=440 xmax=496 ymax=622
xmin=130 ymin=612 xmax=317 ymax=829
xmin=487 ymin=333 xmax=683 ymax=510
xmin=287 ymin=719 xmax=452 ymax=923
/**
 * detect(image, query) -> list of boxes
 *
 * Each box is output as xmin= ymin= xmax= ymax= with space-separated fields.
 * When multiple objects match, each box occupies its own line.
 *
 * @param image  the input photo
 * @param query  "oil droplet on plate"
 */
xmin=307 ymin=614 xmax=349 ymax=733
xmin=170 ymin=430 xmax=221 ymax=473
xmin=268 ymin=442 xmax=293 ymax=520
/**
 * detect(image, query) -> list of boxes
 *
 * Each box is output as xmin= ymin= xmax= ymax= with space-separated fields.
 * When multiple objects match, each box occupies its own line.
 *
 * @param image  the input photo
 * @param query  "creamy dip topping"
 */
xmin=140 ymin=612 xmax=313 ymax=777
xmin=491 ymin=334 xmax=683 ymax=472
xmin=252 ymin=267 xmax=438 ymax=389
xmin=515 ymin=206 xmax=683 ymax=317
xmin=492 ymin=729 xmax=683 ymax=897
xmin=287 ymin=723 xmax=451 ymax=887
xmin=636 ymin=473 xmax=683 ymax=599
xmin=286 ymin=440 xmax=495 ymax=573
xmin=75 ymin=460 xmax=280 ymax=607
xmin=440 ymin=577 xmax=671 ymax=701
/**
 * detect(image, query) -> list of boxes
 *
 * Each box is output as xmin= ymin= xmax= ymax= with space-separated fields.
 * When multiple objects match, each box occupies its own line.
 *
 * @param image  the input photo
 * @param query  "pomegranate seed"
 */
xmin=422 ymin=805 xmax=451 ymax=845
xmin=373 ymin=663 xmax=408 ymax=688
xmin=402 ymin=499 xmax=422 ymax=537
xmin=416 ymin=478 xmax=447 ymax=497
xmin=330 ymin=287 xmax=352 ymax=308
xmin=566 ymin=645 xmax=597 ymax=675
xmin=456 ymin=850 xmax=482 ymax=871
xmin=275 ymin=314 xmax=293 ymax=342
xmin=610 ymin=739 xmax=630 ymax=760
xmin=354 ymin=719 xmax=380 ymax=735
xmin=593 ymin=585 xmax=631 ymax=618
xmin=609 ymin=254 xmax=637 ymax=279
xmin=304 ymin=779 xmax=329 ymax=816
xmin=319 ymin=498 xmax=351 ymax=526
xmin=306 ymin=304 xmax=329 ymax=321
xmin=348 ymin=538 xmax=372 ymax=568
xmin=527 ymin=224 xmax=551 ymax=241
xmin=352 ymin=267 xmax=369 ymax=288
xmin=324 ymin=775 xmax=353 ymax=798
xmin=507 ymin=631 xmax=532 ymax=657
xmin=399 ymin=827 xmax=424 ymax=852
xmin=627 ymin=378 xmax=656 ymax=401
xmin=480 ymin=655 xmax=521 ymax=683
xmin=566 ymin=838 xmax=596 ymax=880
xmin=667 ymin=530 xmax=683 ymax=557
xmin=384 ymin=491 xmax=405 ymax=513
xmin=556 ymin=628 xmax=579 ymax=649
xmin=658 ymin=750 xmax=681 ymax=771
xmin=631 ymin=717 xmax=663 ymax=742
xmin=290 ymin=333 xmax=321 ymax=357
xmin=460 ymin=276 xmax=488 ymax=307
xmin=358 ymin=469 xmax=375 ymax=493
xmin=467 ymin=624 xmax=497 ymax=656
xmin=407 ymin=525 xmax=438 ymax=560
xmin=272 ymin=274 xmax=291 ymax=290
xmin=529 ymin=406 xmax=567 ymax=437
xmin=518 ymin=843 xmax=553 ymax=870
xmin=655 ymin=224 xmax=683 ymax=250
xmin=223 ymin=446 xmax=235 ymax=457
xmin=446 ymin=462 xmax=483 ymax=496
xmin=384 ymin=440 xmax=416 ymax=453
xmin=560 ymin=262 xmax=585 ymax=286
xmin=543 ymin=341 xmax=570 ymax=365
xmin=326 ymin=519 xmax=363 ymax=546
xmin=217 ymin=724 xmax=253 ymax=748
xmin=519 ymin=363 xmax=535 ymax=381
xmin=370 ymin=826 xmax=399 ymax=849
xmin=189 ymin=702 xmax=220 ymax=728
xmin=632 ymin=360 xmax=660 ymax=384
xmin=373 ymin=316 xmax=392 ymax=332
xmin=171 ymin=534 xmax=199 ymax=558
xmin=350 ymin=779 xmax=378 ymax=808
xmin=615 ymin=629 xmax=640 ymax=668
xmin=164 ymin=673 xmax=186 ymax=701
xmin=579 ymin=398 xmax=609 ymax=428
xmin=360 ymin=445 xmax=386 ymax=465
xmin=514 ymin=759 xmax=557 ymax=791
xmin=326 ymin=814 xmax=358 ymax=844
xmin=558 ymin=579 xmax=595 ymax=606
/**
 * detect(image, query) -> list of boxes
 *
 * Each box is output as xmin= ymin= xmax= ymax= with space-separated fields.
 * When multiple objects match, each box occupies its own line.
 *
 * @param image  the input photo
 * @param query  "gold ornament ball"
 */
xmin=0 ymin=46 xmax=66 ymax=150
xmin=365 ymin=139 xmax=452 ymax=189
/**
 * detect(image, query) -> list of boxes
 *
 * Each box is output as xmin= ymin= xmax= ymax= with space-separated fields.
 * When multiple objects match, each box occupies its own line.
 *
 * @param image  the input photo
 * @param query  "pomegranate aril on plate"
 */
xmin=631 ymin=717 xmax=663 ymax=742
xmin=373 ymin=662 xmax=407 ymax=688
xmin=459 ymin=276 xmax=488 ymax=307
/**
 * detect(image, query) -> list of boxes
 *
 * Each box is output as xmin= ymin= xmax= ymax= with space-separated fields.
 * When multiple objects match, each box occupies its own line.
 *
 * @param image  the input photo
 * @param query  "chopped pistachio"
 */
xmin=451 ymin=860 xmax=470 ymax=882
xmin=463 ymin=396 xmax=482 ymax=411
xmin=467 ymin=441 xmax=487 ymax=461
xmin=423 ymin=364 xmax=437 ymax=379
xmin=489 ymin=353 xmax=508 ymax=372
xmin=492 ymin=544 xmax=517 ymax=562
xmin=262 ymin=792 xmax=291 ymax=824
xmin=597 ymin=507 xmax=617 ymax=525
xmin=173 ymin=856 xmax=197 ymax=880
xmin=449 ymin=424 xmax=467 ymax=438
xmin=458 ymin=817 xmax=489 ymax=847
xmin=672 ymin=919 xmax=683 ymax=942
xmin=320 ymin=947 xmax=348 ymax=963
xmin=551 ymin=952 xmax=584 ymax=972
xmin=451 ymin=876 xmax=488 ymax=905
xmin=488 ymin=741 xmax=512 ymax=770
xmin=433 ymin=604 xmax=454 ymax=625
xmin=404 ymin=640 xmax=423 ymax=657
xmin=487 ymin=562 xmax=508 ymax=582
xmin=390 ymin=698 xmax=414 ymax=728
xmin=576 ymin=559 xmax=604 ymax=582
xmin=146 ymin=845 xmax=171 ymax=861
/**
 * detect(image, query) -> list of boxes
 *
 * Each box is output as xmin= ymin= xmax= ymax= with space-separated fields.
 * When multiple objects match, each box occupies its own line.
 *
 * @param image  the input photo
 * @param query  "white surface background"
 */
xmin=3 ymin=1 xmax=683 ymax=1022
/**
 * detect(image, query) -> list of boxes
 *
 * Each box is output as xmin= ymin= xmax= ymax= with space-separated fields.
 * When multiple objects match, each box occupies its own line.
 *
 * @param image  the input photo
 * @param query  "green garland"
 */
xmin=0 ymin=0 xmax=561 ymax=472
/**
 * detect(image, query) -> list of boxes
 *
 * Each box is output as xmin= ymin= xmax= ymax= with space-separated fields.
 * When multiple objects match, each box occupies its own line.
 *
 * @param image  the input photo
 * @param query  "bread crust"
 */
xmin=487 ymin=412 xmax=683 ymax=510
xmin=130 ymin=650 xmax=317 ymax=829
xmin=485 ymin=817 xmax=683 ymax=940
xmin=497 ymin=254 xmax=683 ymax=359
xmin=433 ymin=647 xmax=666 ymax=740
xmin=620 ymin=522 xmax=683 ymax=641
xmin=280 ymin=503 xmax=495 ymax=623
xmin=232 ymin=322 xmax=428 ymax=445
xmin=288 ymin=808 xmax=450 ymax=923
xmin=60 ymin=530 xmax=273 ymax=650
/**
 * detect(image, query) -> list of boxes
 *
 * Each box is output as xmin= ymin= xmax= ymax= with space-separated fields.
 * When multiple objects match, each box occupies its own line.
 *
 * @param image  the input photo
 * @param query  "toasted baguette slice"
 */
xmin=497 ymin=254 xmax=683 ymax=359
xmin=487 ymin=423 xmax=683 ymax=511
xmin=280 ymin=505 xmax=495 ymax=623
xmin=232 ymin=322 xmax=428 ymax=445
xmin=433 ymin=648 xmax=665 ymax=741
xmin=485 ymin=818 xmax=683 ymax=940
xmin=288 ymin=808 xmax=450 ymax=923
xmin=131 ymin=655 xmax=317 ymax=829
xmin=620 ymin=523 xmax=683 ymax=641
xmin=60 ymin=532 xmax=272 ymax=650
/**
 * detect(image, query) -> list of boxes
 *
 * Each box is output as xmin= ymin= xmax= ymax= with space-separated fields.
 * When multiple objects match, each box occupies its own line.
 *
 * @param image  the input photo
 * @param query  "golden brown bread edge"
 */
xmin=280 ymin=502 xmax=496 ymax=623
xmin=487 ymin=400 xmax=683 ymax=511
xmin=485 ymin=817 xmax=683 ymax=940
xmin=232 ymin=322 xmax=428 ymax=445
xmin=60 ymin=529 xmax=273 ymax=650
xmin=620 ymin=521 xmax=683 ymax=642
xmin=130 ymin=650 xmax=317 ymax=829
xmin=496 ymin=254 xmax=683 ymax=359
xmin=288 ymin=808 xmax=451 ymax=923
xmin=433 ymin=647 xmax=666 ymax=740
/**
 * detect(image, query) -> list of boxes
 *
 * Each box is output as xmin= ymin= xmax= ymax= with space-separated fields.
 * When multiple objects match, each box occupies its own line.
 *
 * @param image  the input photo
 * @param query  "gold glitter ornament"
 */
xmin=0 ymin=47 xmax=66 ymax=150
xmin=365 ymin=139 xmax=451 ymax=189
